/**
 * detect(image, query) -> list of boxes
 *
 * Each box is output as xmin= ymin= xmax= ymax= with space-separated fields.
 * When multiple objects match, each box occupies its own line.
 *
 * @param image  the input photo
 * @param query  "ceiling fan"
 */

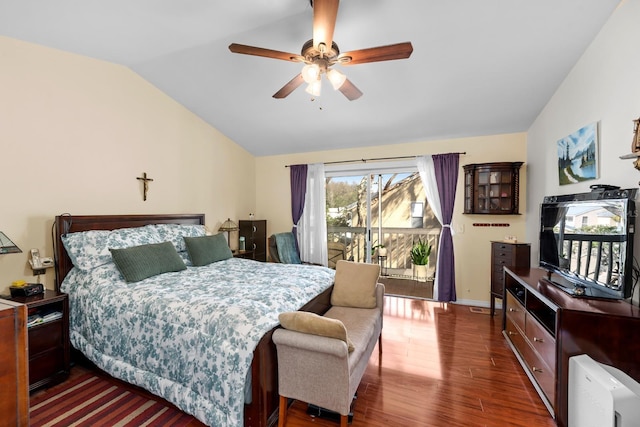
xmin=228 ymin=0 xmax=413 ymax=101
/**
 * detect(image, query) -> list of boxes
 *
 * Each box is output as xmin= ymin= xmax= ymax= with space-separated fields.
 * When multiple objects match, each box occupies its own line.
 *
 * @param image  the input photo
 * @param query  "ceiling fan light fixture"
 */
xmin=229 ymin=0 xmax=413 ymax=101
xmin=301 ymin=63 xmax=321 ymax=84
xmin=305 ymin=80 xmax=322 ymax=96
xmin=326 ymin=68 xmax=346 ymax=90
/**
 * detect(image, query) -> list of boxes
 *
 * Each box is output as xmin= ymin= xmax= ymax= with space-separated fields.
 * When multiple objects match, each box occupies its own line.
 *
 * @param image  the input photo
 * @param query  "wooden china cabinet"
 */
xmin=463 ymin=162 xmax=523 ymax=214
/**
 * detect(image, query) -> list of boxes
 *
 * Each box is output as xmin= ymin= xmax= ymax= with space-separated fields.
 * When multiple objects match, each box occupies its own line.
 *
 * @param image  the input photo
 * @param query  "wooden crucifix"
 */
xmin=136 ymin=172 xmax=154 ymax=201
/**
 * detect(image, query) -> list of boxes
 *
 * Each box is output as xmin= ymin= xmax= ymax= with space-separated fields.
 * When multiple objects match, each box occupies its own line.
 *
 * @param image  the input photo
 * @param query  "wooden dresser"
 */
xmin=0 ymin=299 xmax=29 ymax=426
xmin=503 ymin=267 xmax=640 ymax=427
xmin=239 ymin=220 xmax=267 ymax=262
xmin=490 ymin=241 xmax=530 ymax=315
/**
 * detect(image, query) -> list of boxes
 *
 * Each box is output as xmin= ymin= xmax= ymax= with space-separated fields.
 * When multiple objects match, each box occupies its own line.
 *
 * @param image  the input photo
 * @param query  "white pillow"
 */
xmin=148 ymin=224 xmax=206 ymax=252
xmin=62 ymin=225 xmax=162 ymax=271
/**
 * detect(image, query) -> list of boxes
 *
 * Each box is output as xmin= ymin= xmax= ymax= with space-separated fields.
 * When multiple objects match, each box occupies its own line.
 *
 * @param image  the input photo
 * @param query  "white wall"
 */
xmin=526 ymin=0 xmax=640 ymax=302
xmin=0 ymin=37 xmax=256 ymax=294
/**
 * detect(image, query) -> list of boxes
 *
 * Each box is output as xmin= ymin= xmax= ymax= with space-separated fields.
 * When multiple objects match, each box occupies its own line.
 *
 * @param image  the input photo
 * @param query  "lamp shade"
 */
xmin=305 ymin=80 xmax=322 ymax=96
xmin=301 ymin=64 xmax=320 ymax=84
xmin=0 ymin=231 xmax=22 ymax=254
xmin=327 ymin=69 xmax=346 ymax=90
xmin=218 ymin=218 xmax=239 ymax=232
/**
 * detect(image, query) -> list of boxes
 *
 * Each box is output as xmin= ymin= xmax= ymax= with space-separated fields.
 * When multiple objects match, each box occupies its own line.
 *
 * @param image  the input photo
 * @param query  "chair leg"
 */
xmin=340 ymin=414 xmax=348 ymax=427
xmin=278 ymin=395 xmax=287 ymax=427
xmin=378 ymin=333 xmax=382 ymax=354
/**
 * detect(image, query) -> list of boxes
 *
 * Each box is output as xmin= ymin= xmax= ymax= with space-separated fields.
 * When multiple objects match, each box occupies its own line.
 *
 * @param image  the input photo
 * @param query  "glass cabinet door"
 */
xmin=464 ymin=172 xmax=473 ymax=212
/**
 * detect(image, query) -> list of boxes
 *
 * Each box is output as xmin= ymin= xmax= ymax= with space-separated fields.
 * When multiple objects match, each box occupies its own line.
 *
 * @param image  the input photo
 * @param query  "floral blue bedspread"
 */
xmin=61 ymin=257 xmax=335 ymax=426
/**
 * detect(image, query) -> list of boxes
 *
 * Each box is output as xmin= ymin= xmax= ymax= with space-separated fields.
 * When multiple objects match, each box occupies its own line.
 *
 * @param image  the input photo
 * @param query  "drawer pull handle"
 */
xmin=533 ymin=337 xmax=544 ymax=343
xmin=532 ymin=367 xmax=543 ymax=373
xmin=508 ymin=331 xmax=518 ymax=336
xmin=508 ymin=308 xmax=518 ymax=312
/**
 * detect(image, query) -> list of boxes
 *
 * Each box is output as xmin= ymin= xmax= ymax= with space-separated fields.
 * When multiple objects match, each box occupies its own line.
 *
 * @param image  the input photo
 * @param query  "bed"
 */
xmin=53 ymin=214 xmax=335 ymax=427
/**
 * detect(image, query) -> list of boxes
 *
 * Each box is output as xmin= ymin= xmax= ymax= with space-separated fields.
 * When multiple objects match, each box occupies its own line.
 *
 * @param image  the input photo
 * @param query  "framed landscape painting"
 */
xmin=557 ymin=122 xmax=599 ymax=185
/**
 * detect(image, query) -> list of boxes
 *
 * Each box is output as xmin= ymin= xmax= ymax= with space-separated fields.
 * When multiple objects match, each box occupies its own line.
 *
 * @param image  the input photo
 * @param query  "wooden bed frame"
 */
xmin=53 ymin=214 xmax=332 ymax=427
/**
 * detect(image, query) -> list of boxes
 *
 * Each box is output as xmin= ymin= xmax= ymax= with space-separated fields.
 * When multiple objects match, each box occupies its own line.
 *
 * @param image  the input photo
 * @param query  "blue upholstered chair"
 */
xmin=268 ymin=233 xmax=346 ymax=268
xmin=268 ymin=232 xmax=302 ymax=264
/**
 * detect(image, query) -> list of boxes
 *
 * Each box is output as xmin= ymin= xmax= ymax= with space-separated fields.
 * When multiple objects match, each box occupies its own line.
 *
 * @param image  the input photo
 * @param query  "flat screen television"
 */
xmin=539 ymin=188 xmax=637 ymax=299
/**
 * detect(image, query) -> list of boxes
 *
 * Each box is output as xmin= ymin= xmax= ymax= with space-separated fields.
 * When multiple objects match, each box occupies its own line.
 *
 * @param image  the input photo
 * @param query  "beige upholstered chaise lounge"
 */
xmin=273 ymin=260 xmax=384 ymax=427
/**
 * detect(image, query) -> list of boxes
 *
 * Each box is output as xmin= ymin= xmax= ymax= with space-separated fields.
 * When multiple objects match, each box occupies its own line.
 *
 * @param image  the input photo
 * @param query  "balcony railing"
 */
xmin=327 ymin=226 xmax=441 ymax=279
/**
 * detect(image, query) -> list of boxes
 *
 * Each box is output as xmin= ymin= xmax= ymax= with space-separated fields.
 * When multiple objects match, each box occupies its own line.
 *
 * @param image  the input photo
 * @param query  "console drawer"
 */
xmin=28 ymin=320 xmax=63 ymax=357
xmin=525 ymin=316 xmax=556 ymax=371
xmin=517 ymin=335 xmax=556 ymax=409
xmin=505 ymin=316 xmax=526 ymax=352
xmin=505 ymin=292 xmax=525 ymax=332
xmin=29 ymin=349 xmax=64 ymax=386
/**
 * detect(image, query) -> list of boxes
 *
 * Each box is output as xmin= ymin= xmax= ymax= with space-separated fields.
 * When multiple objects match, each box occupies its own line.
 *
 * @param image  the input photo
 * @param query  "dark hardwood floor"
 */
xmin=36 ymin=296 xmax=556 ymax=427
xmin=282 ymin=296 xmax=556 ymax=427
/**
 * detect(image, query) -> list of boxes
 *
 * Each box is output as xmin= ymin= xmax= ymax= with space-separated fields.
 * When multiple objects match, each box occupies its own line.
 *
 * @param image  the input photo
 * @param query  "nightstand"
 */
xmin=233 ymin=250 xmax=255 ymax=260
xmin=2 ymin=290 xmax=70 ymax=391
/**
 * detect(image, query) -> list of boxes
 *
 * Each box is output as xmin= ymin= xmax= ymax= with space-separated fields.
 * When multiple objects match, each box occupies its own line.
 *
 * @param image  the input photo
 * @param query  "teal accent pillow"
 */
xmin=184 ymin=233 xmax=233 ymax=266
xmin=109 ymin=241 xmax=186 ymax=283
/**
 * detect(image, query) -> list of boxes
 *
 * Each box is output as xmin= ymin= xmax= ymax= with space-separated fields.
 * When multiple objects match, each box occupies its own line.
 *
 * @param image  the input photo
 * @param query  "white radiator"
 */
xmin=569 ymin=354 xmax=640 ymax=427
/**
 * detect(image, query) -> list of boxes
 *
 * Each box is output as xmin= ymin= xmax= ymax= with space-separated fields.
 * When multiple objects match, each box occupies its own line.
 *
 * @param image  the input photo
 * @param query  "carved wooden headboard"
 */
xmin=53 ymin=214 xmax=205 ymax=291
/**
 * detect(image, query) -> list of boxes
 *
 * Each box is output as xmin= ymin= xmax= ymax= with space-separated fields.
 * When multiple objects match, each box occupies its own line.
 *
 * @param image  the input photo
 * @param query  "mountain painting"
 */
xmin=557 ymin=122 xmax=598 ymax=185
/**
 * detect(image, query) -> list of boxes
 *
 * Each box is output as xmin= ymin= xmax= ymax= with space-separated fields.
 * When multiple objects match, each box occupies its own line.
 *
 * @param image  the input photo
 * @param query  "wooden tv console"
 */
xmin=502 ymin=267 xmax=640 ymax=427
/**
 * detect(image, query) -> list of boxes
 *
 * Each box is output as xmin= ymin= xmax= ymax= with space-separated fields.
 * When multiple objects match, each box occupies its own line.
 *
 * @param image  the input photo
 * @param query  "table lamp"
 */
xmin=0 ymin=231 xmax=22 ymax=254
xmin=218 ymin=219 xmax=239 ymax=247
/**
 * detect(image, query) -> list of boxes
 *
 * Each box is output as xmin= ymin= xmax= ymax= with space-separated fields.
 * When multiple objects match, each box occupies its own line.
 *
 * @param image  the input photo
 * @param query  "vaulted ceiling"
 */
xmin=1 ymin=0 xmax=620 ymax=156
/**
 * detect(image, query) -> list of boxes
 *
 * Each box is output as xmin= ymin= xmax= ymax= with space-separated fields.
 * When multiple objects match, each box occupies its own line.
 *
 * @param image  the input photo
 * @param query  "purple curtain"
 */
xmin=290 ymin=165 xmax=308 ymax=241
xmin=433 ymin=153 xmax=460 ymax=302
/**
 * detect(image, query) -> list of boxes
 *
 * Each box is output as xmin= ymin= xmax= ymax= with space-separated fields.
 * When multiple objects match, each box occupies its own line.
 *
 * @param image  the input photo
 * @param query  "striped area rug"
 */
xmin=30 ymin=372 xmax=198 ymax=427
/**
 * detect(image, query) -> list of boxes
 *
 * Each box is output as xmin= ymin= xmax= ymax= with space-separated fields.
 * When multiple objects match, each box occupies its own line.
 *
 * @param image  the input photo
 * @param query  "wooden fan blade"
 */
xmin=273 ymin=74 xmax=305 ymax=99
xmin=313 ymin=0 xmax=339 ymax=52
xmin=339 ymin=42 xmax=413 ymax=65
xmin=338 ymin=78 xmax=363 ymax=101
xmin=229 ymin=43 xmax=302 ymax=62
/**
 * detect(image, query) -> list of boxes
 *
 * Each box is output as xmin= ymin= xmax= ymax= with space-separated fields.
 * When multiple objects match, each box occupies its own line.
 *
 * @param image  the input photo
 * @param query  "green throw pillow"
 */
xmin=109 ymin=241 xmax=186 ymax=283
xmin=184 ymin=233 xmax=233 ymax=266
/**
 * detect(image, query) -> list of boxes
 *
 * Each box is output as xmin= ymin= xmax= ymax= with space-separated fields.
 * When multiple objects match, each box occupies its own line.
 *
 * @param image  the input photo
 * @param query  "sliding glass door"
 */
xmin=326 ymin=173 xmax=369 ymax=266
xmin=326 ymin=165 xmax=440 ymax=280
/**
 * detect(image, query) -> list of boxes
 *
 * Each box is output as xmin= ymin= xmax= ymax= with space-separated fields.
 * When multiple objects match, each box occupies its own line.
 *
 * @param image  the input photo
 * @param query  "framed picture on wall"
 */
xmin=557 ymin=122 xmax=599 ymax=185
